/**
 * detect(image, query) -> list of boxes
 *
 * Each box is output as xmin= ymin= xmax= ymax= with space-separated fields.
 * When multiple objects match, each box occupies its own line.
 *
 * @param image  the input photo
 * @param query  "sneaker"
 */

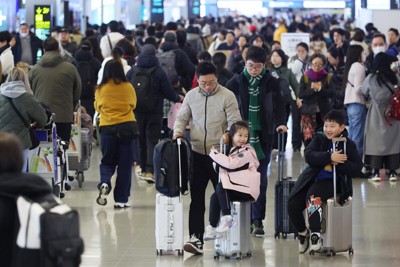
xmin=96 ymin=183 xmax=110 ymax=206
xmin=183 ymin=236 xmax=203 ymax=255
xmin=114 ymin=202 xmax=131 ymax=209
xmin=298 ymin=230 xmax=310 ymax=254
xmin=216 ymin=215 xmax=235 ymax=233
xmin=368 ymin=172 xmax=381 ymax=182
xmin=137 ymin=171 xmax=147 ymax=181
xmin=145 ymin=172 xmax=155 ymax=184
xmin=251 ymin=220 xmax=265 ymax=236
xmin=204 ymin=225 xmax=218 ymax=241
xmin=310 ymin=233 xmax=322 ymax=252
xmin=389 ymin=172 xmax=398 ymax=182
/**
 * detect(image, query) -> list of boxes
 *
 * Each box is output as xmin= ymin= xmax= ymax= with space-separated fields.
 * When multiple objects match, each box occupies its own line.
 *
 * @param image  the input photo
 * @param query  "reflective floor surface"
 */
xmin=61 ymin=142 xmax=400 ymax=267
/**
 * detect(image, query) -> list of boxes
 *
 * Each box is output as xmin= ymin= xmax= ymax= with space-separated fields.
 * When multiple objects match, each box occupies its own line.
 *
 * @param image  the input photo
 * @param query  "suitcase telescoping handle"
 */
xmin=177 ymin=138 xmax=182 ymax=201
xmin=332 ymin=137 xmax=347 ymax=205
xmin=277 ymin=129 xmax=285 ymax=182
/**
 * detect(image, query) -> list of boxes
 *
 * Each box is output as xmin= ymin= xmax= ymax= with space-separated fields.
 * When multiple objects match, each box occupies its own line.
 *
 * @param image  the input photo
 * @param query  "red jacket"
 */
xmin=209 ymin=144 xmax=260 ymax=201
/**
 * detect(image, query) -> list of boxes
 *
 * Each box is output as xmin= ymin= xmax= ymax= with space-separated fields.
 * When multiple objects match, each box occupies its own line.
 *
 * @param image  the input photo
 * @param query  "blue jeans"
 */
xmin=99 ymin=133 xmax=135 ymax=203
xmin=252 ymin=143 xmax=272 ymax=221
xmin=347 ymin=103 xmax=367 ymax=157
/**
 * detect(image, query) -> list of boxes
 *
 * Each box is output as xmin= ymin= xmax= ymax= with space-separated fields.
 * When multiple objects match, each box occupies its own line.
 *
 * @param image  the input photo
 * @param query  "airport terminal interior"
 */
xmin=62 ymin=130 xmax=400 ymax=267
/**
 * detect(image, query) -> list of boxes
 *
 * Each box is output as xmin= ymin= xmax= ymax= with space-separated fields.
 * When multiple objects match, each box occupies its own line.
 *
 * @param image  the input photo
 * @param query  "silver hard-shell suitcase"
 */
xmin=155 ymin=138 xmax=184 ymax=256
xmin=214 ymin=201 xmax=252 ymax=260
xmin=310 ymin=137 xmax=354 ymax=256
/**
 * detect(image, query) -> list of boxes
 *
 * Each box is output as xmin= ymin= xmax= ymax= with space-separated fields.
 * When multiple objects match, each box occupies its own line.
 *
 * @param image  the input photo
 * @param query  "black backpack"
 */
xmin=153 ymin=138 xmax=192 ymax=197
xmin=76 ymin=61 xmax=95 ymax=100
xmin=130 ymin=66 xmax=158 ymax=112
xmin=1 ymin=192 xmax=84 ymax=267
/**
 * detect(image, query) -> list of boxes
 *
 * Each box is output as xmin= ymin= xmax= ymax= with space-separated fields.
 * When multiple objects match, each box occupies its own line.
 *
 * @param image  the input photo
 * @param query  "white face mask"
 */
xmin=372 ymin=46 xmax=386 ymax=55
xmin=20 ymin=32 xmax=29 ymax=38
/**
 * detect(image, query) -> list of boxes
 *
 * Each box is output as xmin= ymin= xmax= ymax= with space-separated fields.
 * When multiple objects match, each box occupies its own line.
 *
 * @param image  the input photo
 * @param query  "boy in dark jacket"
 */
xmin=287 ymin=110 xmax=362 ymax=254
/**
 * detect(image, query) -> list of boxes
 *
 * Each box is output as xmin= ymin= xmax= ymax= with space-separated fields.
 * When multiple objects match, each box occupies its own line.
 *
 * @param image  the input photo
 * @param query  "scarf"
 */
xmin=305 ymin=68 xmax=327 ymax=82
xmin=244 ymin=67 xmax=266 ymax=160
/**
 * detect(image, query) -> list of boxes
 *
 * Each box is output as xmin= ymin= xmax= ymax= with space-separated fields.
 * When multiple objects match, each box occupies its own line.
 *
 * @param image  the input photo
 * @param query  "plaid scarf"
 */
xmin=244 ymin=67 xmax=266 ymax=160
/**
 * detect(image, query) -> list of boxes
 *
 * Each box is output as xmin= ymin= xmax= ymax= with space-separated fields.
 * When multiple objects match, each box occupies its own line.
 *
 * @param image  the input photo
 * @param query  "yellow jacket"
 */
xmin=94 ymin=80 xmax=136 ymax=126
xmin=273 ymin=24 xmax=287 ymax=43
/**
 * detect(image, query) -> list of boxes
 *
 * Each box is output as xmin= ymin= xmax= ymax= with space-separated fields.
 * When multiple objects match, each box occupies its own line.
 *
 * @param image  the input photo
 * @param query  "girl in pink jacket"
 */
xmin=204 ymin=121 xmax=260 ymax=240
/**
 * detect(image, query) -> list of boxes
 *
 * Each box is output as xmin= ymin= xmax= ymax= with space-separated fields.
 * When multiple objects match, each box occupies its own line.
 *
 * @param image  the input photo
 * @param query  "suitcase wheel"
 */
xmin=282 ymin=233 xmax=287 ymax=239
xmin=214 ymin=252 xmax=220 ymax=260
xmin=349 ymin=248 xmax=354 ymax=255
xmin=247 ymin=252 xmax=252 ymax=257
xmin=309 ymin=250 xmax=315 ymax=256
xmin=327 ymin=251 xmax=335 ymax=257
xmin=274 ymin=233 xmax=280 ymax=239
xmin=156 ymin=249 xmax=163 ymax=255
xmin=178 ymin=249 xmax=184 ymax=256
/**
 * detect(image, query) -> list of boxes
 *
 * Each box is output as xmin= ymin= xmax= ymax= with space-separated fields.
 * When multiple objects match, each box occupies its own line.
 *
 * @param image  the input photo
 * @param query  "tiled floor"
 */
xmin=60 ymin=143 xmax=400 ymax=267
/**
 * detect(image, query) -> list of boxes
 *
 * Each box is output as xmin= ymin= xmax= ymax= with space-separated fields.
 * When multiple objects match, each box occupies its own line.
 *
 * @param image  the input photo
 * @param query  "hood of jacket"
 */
xmin=38 ymin=50 xmax=64 ymax=67
xmin=74 ymin=49 xmax=94 ymax=62
xmin=136 ymin=53 xmax=159 ymax=68
xmin=0 ymin=81 xmax=28 ymax=98
xmin=0 ymin=172 xmax=52 ymax=198
xmin=159 ymin=41 xmax=179 ymax=52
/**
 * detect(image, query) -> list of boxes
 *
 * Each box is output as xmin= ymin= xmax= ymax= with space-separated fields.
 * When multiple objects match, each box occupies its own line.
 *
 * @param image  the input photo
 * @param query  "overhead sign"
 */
xmin=150 ymin=0 xmax=164 ymax=23
xmin=281 ymin=33 xmax=310 ymax=57
xmin=188 ymin=0 xmax=200 ymax=19
xmin=34 ymin=5 xmax=51 ymax=41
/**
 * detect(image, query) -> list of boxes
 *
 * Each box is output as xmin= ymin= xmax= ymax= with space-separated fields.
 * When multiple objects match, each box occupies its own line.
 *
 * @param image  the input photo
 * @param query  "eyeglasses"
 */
xmin=312 ymin=63 xmax=323 ymax=68
xmin=246 ymin=63 xmax=264 ymax=70
xmin=199 ymin=80 xmax=216 ymax=87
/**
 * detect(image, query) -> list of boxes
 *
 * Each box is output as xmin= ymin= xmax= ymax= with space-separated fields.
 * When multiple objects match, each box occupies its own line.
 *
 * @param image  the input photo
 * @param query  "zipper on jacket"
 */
xmin=203 ymin=95 xmax=209 ymax=155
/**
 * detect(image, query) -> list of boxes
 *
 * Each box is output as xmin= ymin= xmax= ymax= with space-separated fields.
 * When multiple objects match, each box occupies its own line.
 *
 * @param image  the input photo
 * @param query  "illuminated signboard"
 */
xmin=34 ymin=5 xmax=51 ymax=41
xmin=188 ymin=0 xmax=200 ymax=18
xmin=150 ymin=0 xmax=164 ymax=23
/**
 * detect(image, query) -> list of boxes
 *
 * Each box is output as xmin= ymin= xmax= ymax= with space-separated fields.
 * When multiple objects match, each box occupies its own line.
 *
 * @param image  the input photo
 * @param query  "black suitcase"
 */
xmin=274 ymin=131 xmax=298 ymax=239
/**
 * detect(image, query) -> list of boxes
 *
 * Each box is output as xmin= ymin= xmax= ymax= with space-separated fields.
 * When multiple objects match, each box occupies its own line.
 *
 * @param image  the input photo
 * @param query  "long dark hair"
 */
xmin=97 ymin=59 xmax=127 ymax=88
xmin=342 ymin=45 xmax=363 ymax=89
xmin=372 ymin=53 xmax=398 ymax=86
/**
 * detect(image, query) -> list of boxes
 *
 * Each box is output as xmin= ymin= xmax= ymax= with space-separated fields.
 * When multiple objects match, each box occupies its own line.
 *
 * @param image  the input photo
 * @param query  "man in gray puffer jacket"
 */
xmin=29 ymin=37 xmax=81 ymax=142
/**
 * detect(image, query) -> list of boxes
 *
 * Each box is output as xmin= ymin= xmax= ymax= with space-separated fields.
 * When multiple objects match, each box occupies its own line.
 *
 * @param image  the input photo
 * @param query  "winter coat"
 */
xmin=159 ymin=41 xmax=196 ymax=90
xmin=225 ymin=72 xmax=287 ymax=145
xmin=209 ymin=144 xmax=260 ymax=201
xmin=288 ymin=55 xmax=310 ymax=83
xmin=29 ymin=51 xmax=82 ymax=123
xmin=0 ymin=46 xmax=14 ymax=76
xmin=298 ymin=72 xmax=334 ymax=116
xmin=289 ymin=131 xmax=363 ymax=205
xmin=361 ymin=74 xmax=400 ymax=156
xmin=0 ymin=172 xmax=52 ymax=267
xmin=173 ymin=84 xmax=242 ymax=155
xmin=126 ymin=51 xmax=180 ymax=114
xmin=99 ymin=32 xmax=124 ymax=58
xmin=0 ymin=81 xmax=47 ymax=149
xmin=270 ymin=65 xmax=299 ymax=100
xmin=344 ymin=62 xmax=367 ymax=105
xmin=12 ymin=32 xmax=43 ymax=65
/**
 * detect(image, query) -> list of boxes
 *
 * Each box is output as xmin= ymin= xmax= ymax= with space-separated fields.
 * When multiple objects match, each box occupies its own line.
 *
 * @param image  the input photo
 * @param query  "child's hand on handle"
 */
xmin=210 ymin=146 xmax=218 ymax=154
xmin=331 ymin=150 xmax=348 ymax=165
xmin=276 ymin=125 xmax=288 ymax=133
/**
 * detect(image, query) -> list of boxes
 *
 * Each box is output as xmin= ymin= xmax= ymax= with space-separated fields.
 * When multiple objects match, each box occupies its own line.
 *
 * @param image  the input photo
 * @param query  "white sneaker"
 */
xmin=96 ymin=183 xmax=110 ymax=206
xmin=298 ymin=229 xmax=310 ymax=254
xmin=309 ymin=233 xmax=322 ymax=252
xmin=216 ymin=215 xmax=235 ymax=233
xmin=389 ymin=173 xmax=398 ymax=182
xmin=203 ymin=225 xmax=218 ymax=241
xmin=114 ymin=202 xmax=131 ymax=209
xmin=368 ymin=173 xmax=381 ymax=182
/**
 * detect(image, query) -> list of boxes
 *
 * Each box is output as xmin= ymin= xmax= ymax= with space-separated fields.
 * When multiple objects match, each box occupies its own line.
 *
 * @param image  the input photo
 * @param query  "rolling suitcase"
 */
xmin=312 ymin=137 xmax=354 ymax=256
xmin=155 ymin=138 xmax=184 ymax=256
xmin=214 ymin=140 xmax=252 ymax=260
xmin=214 ymin=201 xmax=252 ymax=260
xmin=274 ymin=131 xmax=298 ymax=239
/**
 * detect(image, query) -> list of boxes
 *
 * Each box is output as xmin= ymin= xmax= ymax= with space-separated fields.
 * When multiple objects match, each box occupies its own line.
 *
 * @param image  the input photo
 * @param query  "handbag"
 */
xmin=7 ymin=97 xmax=40 ymax=150
xmin=383 ymin=83 xmax=400 ymax=126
